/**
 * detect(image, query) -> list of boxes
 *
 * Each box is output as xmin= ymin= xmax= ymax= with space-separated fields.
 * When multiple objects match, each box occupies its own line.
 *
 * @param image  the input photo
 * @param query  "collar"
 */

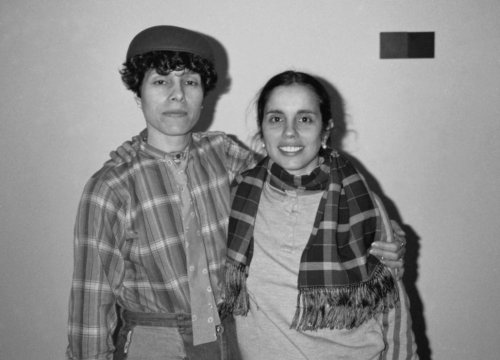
xmin=139 ymin=135 xmax=192 ymax=162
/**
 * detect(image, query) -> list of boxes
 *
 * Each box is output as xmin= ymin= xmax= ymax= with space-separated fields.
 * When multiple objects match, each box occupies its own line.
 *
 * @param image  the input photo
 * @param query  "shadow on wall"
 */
xmin=192 ymin=32 xmax=230 ymax=133
xmin=318 ymin=76 xmax=432 ymax=360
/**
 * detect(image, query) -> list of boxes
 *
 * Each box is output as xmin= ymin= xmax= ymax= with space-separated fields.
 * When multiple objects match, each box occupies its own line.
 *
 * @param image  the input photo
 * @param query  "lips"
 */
xmin=162 ymin=110 xmax=188 ymax=117
xmin=279 ymin=145 xmax=304 ymax=153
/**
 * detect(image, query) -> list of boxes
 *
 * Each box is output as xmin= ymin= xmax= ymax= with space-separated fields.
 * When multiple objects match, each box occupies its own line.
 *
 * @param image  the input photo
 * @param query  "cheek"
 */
xmin=262 ymin=128 xmax=278 ymax=146
xmin=188 ymin=89 xmax=204 ymax=107
xmin=307 ymin=129 xmax=323 ymax=147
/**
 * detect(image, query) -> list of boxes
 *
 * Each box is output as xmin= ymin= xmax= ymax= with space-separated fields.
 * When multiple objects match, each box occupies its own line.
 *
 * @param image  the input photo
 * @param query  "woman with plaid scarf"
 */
xmin=222 ymin=71 xmax=418 ymax=359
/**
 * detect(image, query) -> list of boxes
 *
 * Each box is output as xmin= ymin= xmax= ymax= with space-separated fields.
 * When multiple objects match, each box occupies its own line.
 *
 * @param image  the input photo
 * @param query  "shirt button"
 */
xmin=192 ymin=315 xmax=197 ymax=321
xmin=207 ymin=286 xmax=212 ymax=292
xmin=207 ymin=317 xmax=213 ymax=323
xmin=189 ymin=265 xmax=195 ymax=272
xmin=202 ymin=268 xmax=208 ymax=275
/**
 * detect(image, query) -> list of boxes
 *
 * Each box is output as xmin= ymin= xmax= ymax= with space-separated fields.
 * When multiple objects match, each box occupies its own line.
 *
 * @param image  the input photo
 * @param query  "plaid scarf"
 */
xmin=222 ymin=150 xmax=398 ymax=330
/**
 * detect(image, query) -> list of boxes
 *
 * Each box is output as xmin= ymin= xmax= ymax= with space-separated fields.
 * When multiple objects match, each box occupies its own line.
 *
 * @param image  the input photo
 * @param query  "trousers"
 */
xmin=114 ymin=311 xmax=241 ymax=360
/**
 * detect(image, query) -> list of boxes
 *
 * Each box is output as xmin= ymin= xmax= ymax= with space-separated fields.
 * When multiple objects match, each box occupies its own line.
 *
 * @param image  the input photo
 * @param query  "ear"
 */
xmin=135 ymin=96 xmax=142 ymax=109
xmin=321 ymin=120 xmax=334 ymax=149
xmin=322 ymin=119 xmax=334 ymax=138
xmin=326 ymin=119 xmax=334 ymax=131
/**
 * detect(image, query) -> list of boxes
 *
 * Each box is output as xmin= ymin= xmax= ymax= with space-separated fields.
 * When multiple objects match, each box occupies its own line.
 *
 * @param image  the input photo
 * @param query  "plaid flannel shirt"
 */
xmin=67 ymin=131 xmax=256 ymax=360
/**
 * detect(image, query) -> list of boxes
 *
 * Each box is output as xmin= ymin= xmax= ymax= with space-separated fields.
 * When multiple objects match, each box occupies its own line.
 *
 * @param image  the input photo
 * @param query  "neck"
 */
xmin=147 ymin=132 xmax=191 ymax=153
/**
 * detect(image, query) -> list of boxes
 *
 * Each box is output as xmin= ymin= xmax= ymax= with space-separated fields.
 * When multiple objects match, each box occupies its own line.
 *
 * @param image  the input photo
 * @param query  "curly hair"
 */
xmin=120 ymin=51 xmax=217 ymax=97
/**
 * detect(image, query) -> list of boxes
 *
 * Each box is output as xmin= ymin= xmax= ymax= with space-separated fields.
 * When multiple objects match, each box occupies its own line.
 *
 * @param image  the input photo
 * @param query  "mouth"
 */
xmin=162 ymin=111 xmax=188 ymax=117
xmin=278 ymin=146 xmax=304 ymax=154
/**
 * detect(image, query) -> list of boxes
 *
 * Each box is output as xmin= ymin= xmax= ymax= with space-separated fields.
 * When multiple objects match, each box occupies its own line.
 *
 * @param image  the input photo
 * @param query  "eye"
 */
xmin=268 ymin=115 xmax=282 ymax=123
xmin=152 ymin=77 xmax=169 ymax=85
xmin=298 ymin=116 xmax=312 ymax=123
xmin=185 ymin=79 xmax=199 ymax=86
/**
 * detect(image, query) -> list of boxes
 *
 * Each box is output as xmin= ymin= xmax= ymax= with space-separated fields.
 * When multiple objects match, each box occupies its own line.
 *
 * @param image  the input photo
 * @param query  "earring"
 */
xmin=321 ymin=135 xmax=329 ymax=149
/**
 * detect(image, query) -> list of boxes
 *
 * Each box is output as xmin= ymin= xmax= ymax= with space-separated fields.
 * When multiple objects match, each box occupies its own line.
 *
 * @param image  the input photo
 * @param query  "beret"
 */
xmin=126 ymin=25 xmax=214 ymax=63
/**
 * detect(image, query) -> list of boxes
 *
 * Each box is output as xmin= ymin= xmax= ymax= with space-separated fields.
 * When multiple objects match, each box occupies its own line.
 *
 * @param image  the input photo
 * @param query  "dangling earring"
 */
xmin=322 ymin=120 xmax=334 ymax=149
xmin=321 ymin=133 xmax=330 ymax=149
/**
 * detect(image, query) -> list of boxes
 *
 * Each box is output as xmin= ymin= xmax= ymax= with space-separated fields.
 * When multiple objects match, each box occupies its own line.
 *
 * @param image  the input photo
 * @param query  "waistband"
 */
xmin=122 ymin=310 xmax=192 ymax=328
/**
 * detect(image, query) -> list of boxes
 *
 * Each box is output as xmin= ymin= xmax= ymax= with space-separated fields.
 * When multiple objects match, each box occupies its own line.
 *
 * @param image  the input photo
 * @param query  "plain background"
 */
xmin=1 ymin=1 xmax=499 ymax=359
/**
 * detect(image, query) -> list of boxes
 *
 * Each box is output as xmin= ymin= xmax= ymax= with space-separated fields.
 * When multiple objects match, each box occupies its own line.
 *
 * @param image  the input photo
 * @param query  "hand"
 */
xmin=369 ymin=220 xmax=407 ymax=280
xmin=109 ymin=140 xmax=136 ymax=164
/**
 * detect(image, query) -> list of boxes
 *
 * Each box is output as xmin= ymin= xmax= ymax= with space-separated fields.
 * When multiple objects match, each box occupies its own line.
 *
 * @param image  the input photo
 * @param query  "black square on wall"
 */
xmin=380 ymin=32 xmax=434 ymax=59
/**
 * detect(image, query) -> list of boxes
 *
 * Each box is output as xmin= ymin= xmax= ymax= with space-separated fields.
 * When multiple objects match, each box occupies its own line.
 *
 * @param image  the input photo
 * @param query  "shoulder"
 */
xmin=232 ymin=157 xmax=269 ymax=186
xmin=192 ymin=131 xmax=235 ymax=147
xmin=81 ymin=159 xmax=136 ymax=199
xmin=194 ymin=131 xmax=254 ymax=149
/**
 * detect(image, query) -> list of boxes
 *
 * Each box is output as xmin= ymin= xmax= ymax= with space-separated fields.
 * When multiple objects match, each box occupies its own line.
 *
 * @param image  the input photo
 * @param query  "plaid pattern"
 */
xmin=67 ymin=131 xmax=255 ymax=360
xmin=224 ymin=150 xmax=398 ymax=330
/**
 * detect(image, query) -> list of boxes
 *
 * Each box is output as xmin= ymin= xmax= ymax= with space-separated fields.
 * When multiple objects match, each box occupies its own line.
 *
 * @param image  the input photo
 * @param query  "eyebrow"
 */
xmin=152 ymin=69 xmax=198 ymax=77
xmin=265 ymin=109 xmax=318 ymax=115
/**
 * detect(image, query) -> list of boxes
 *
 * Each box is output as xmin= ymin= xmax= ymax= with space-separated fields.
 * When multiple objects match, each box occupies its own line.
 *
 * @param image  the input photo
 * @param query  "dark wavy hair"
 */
xmin=256 ymin=70 xmax=332 ymax=137
xmin=120 ymin=51 xmax=217 ymax=97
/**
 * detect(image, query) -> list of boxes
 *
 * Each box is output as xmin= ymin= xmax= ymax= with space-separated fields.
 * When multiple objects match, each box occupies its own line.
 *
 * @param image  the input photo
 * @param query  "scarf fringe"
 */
xmin=290 ymin=264 xmax=399 ymax=331
xmin=219 ymin=261 xmax=250 ymax=319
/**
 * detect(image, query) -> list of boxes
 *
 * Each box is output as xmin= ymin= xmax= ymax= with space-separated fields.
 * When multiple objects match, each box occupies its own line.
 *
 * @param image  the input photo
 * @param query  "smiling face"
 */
xmin=139 ymin=69 xmax=204 ymax=152
xmin=262 ymin=84 xmax=328 ymax=175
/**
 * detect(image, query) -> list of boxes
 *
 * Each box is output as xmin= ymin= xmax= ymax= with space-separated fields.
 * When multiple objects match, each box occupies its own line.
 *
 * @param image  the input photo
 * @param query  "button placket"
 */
xmin=170 ymin=161 xmax=219 ymax=345
xmin=182 ymin=192 xmax=219 ymax=345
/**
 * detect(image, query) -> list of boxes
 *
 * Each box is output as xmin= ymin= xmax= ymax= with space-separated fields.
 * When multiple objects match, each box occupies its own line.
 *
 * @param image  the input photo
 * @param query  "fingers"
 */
xmin=122 ymin=141 xmax=136 ymax=153
xmin=370 ymin=221 xmax=407 ymax=279
xmin=370 ymin=244 xmax=405 ymax=278
xmin=370 ymin=241 xmax=402 ymax=261
xmin=116 ymin=144 xmax=135 ymax=162
xmin=381 ymin=258 xmax=403 ymax=269
xmin=109 ymin=150 xmax=120 ymax=164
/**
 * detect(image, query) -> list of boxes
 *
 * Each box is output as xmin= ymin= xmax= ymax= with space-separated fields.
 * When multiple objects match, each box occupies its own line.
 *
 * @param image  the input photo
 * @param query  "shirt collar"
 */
xmin=139 ymin=135 xmax=192 ymax=162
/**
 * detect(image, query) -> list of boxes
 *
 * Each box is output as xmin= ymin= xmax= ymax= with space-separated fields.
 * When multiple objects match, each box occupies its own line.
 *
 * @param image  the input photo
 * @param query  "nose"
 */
xmin=283 ymin=120 xmax=297 ymax=138
xmin=169 ymin=81 xmax=185 ymax=102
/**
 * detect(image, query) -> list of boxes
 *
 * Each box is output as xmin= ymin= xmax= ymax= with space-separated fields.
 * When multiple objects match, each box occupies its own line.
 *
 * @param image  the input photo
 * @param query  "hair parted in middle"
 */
xmin=120 ymin=50 xmax=218 ymax=97
xmin=256 ymin=70 xmax=333 ymax=136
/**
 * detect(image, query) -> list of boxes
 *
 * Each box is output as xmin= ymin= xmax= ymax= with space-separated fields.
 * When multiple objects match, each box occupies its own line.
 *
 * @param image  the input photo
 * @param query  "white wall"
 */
xmin=1 ymin=1 xmax=499 ymax=359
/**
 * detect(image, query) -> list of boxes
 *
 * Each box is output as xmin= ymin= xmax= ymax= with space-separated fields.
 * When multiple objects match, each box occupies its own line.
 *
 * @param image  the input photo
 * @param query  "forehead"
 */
xmin=266 ymin=84 xmax=320 ymax=110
